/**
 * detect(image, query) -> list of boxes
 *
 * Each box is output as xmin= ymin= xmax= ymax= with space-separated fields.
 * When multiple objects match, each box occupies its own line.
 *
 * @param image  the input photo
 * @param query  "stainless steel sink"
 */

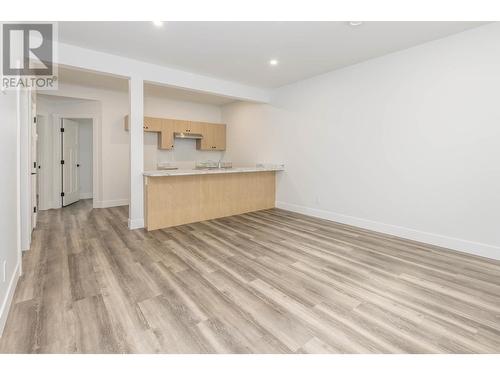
xmin=194 ymin=166 xmax=233 ymax=170
xmin=195 ymin=161 xmax=233 ymax=170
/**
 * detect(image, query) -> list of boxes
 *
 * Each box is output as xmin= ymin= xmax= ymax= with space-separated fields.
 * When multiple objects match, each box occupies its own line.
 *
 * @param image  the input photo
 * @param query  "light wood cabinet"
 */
xmin=213 ymin=124 xmax=226 ymax=150
xmin=124 ymin=115 xmax=163 ymax=132
xmin=174 ymin=120 xmax=202 ymax=134
xmin=124 ymin=116 xmax=225 ymax=151
xmin=159 ymin=119 xmax=176 ymax=150
xmin=196 ymin=122 xmax=212 ymax=150
xmin=196 ymin=122 xmax=226 ymax=151
xmin=143 ymin=117 xmax=163 ymax=132
xmin=145 ymin=171 xmax=276 ymax=230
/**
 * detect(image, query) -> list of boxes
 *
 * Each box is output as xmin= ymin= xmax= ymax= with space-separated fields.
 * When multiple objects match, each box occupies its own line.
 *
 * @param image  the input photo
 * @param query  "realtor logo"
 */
xmin=1 ymin=22 xmax=58 ymax=90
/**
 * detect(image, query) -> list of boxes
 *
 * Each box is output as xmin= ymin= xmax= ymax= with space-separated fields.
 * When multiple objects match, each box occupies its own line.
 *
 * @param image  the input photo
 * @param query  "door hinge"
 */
xmin=33 ymin=207 xmax=37 ymax=213
xmin=60 ymin=127 xmax=64 ymax=132
xmin=61 ymin=192 xmax=65 ymax=197
xmin=60 ymin=160 xmax=65 ymax=165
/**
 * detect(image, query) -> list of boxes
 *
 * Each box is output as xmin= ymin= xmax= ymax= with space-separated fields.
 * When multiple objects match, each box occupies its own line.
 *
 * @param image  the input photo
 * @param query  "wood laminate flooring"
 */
xmin=1 ymin=199 xmax=499 ymax=353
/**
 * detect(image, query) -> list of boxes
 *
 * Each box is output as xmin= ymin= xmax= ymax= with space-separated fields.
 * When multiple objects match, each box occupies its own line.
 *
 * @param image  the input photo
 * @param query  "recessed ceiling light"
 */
xmin=348 ymin=21 xmax=363 ymax=26
xmin=269 ymin=59 xmax=279 ymax=66
xmin=153 ymin=21 xmax=164 ymax=27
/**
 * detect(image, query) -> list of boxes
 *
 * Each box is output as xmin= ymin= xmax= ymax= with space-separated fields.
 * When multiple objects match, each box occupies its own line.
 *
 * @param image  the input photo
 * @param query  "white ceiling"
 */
xmin=58 ymin=21 xmax=488 ymax=88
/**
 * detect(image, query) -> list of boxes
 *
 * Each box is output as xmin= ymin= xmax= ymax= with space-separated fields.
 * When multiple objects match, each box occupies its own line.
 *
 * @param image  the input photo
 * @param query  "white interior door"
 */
xmin=62 ymin=119 xmax=80 ymax=206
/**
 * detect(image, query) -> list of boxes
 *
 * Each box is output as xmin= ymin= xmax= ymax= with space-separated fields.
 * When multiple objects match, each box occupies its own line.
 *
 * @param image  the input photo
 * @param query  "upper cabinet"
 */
xmin=214 ymin=124 xmax=227 ymax=150
xmin=159 ymin=119 xmax=176 ymax=150
xmin=196 ymin=122 xmax=226 ymax=151
xmin=174 ymin=120 xmax=203 ymax=134
xmin=144 ymin=117 xmax=163 ymax=132
xmin=124 ymin=116 xmax=226 ymax=151
xmin=124 ymin=115 xmax=162 ymax=132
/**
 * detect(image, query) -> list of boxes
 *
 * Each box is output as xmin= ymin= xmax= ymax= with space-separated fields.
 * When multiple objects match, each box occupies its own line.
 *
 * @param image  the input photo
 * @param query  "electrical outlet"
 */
xmin=2 ymin=260 xmax=6 ymax=283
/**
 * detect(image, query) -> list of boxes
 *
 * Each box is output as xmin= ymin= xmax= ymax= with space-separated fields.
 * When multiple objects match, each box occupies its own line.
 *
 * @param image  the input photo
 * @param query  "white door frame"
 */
xmin=19 ymin=89 xmax=33 ymax=252
xmin=36 ymin=114 xmax=50 ymax=210
xmin=30 ymin=91 xmax=38 ymax=229
xmin=51 ymin=114 xmax=99 ymax=209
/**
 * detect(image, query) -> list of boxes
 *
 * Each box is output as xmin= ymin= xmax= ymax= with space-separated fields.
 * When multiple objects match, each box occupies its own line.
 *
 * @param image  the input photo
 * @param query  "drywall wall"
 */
xmin=0 ymin=90 xmax=22 ymax=336
xmin=77 ymin=119 xmax=93 ymax=199
xmin=37 ymin=94 xmax=101 ymax=208
xmin=38 ymin=83 xmax=224 ymax=208
xmin=144 ymin=95 xmax=223 ymax=170
xmin=19 ymin=90 xmax=32 ymax=252
xmin=222 ymin=22 xmax=500 ymax=260
xmin=55 ymin=41 xmax=270 ymax=103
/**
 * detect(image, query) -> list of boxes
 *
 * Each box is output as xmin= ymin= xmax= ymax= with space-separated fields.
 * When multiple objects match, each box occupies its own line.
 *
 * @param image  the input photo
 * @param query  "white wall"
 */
xmin=55 ymin=41 xmax=270 ymax=103
xmin=222 ymin=23 xmax=500 ymax=260
xmin=77 ymin=119 xmax=93 ymax=199
xmin=37 ymin=94 xmax=102 ymax=208
xmin=0 ymin=90 xmax=22 ymax=336
xmin=38 ymin=84 xmax=225 ymax=207
xmin=144 ymin=95 xmax=223 ymax=170
xmin=19 ymin=90 xmax=32 ymax=251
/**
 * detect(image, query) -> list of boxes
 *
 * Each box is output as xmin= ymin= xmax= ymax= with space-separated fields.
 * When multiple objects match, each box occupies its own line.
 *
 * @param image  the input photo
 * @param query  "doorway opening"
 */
xmin=36 ymin=112 xmax=94 ymax=210
xmin=60 ymin=118 xmax=93 ymax=207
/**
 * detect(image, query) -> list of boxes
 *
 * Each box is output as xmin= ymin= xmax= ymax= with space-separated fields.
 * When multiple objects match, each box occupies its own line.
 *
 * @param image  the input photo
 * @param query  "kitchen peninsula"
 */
xmin=143 ymin=164 xmax=284 ymax=230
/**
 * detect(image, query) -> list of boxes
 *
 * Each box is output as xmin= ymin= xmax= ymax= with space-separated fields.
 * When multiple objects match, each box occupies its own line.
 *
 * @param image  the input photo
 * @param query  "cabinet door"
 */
xmin=196 ymin=122 xmax=214 ymax=150
xmin=213 ymin=124 xmax=226 ymax=150
xmin=188 ymin=121 xmax=203 ymax=134
xmin=144 ymin=117 xmax=162 ymax=132
xmin=196 ymin=123 xmax=226 ymax=151
xmin=159 ymin=119 xmax=175 ymax=150
xmin=174 ymin=119 xmax=196 ymax=133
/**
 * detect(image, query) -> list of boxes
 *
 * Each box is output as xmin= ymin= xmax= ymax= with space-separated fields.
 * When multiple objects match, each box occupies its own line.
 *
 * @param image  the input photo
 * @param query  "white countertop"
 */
xmin=143 ymin=164 xmax=285 ymax=177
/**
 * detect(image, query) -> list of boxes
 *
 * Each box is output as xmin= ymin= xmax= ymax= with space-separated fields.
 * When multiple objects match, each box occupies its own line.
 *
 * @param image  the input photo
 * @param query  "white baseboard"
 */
xmin=276 ymin=201 xmax=500 ymax=261
xmin=79 ymin=192 xmax=93 ymax=200
xmin=93 ymin=199 xmax=129 ymax=209
xmin=128 ymin=218 xmax=144 ymax=230
xmin=0 ymin=261 xmax=20 ymax=338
